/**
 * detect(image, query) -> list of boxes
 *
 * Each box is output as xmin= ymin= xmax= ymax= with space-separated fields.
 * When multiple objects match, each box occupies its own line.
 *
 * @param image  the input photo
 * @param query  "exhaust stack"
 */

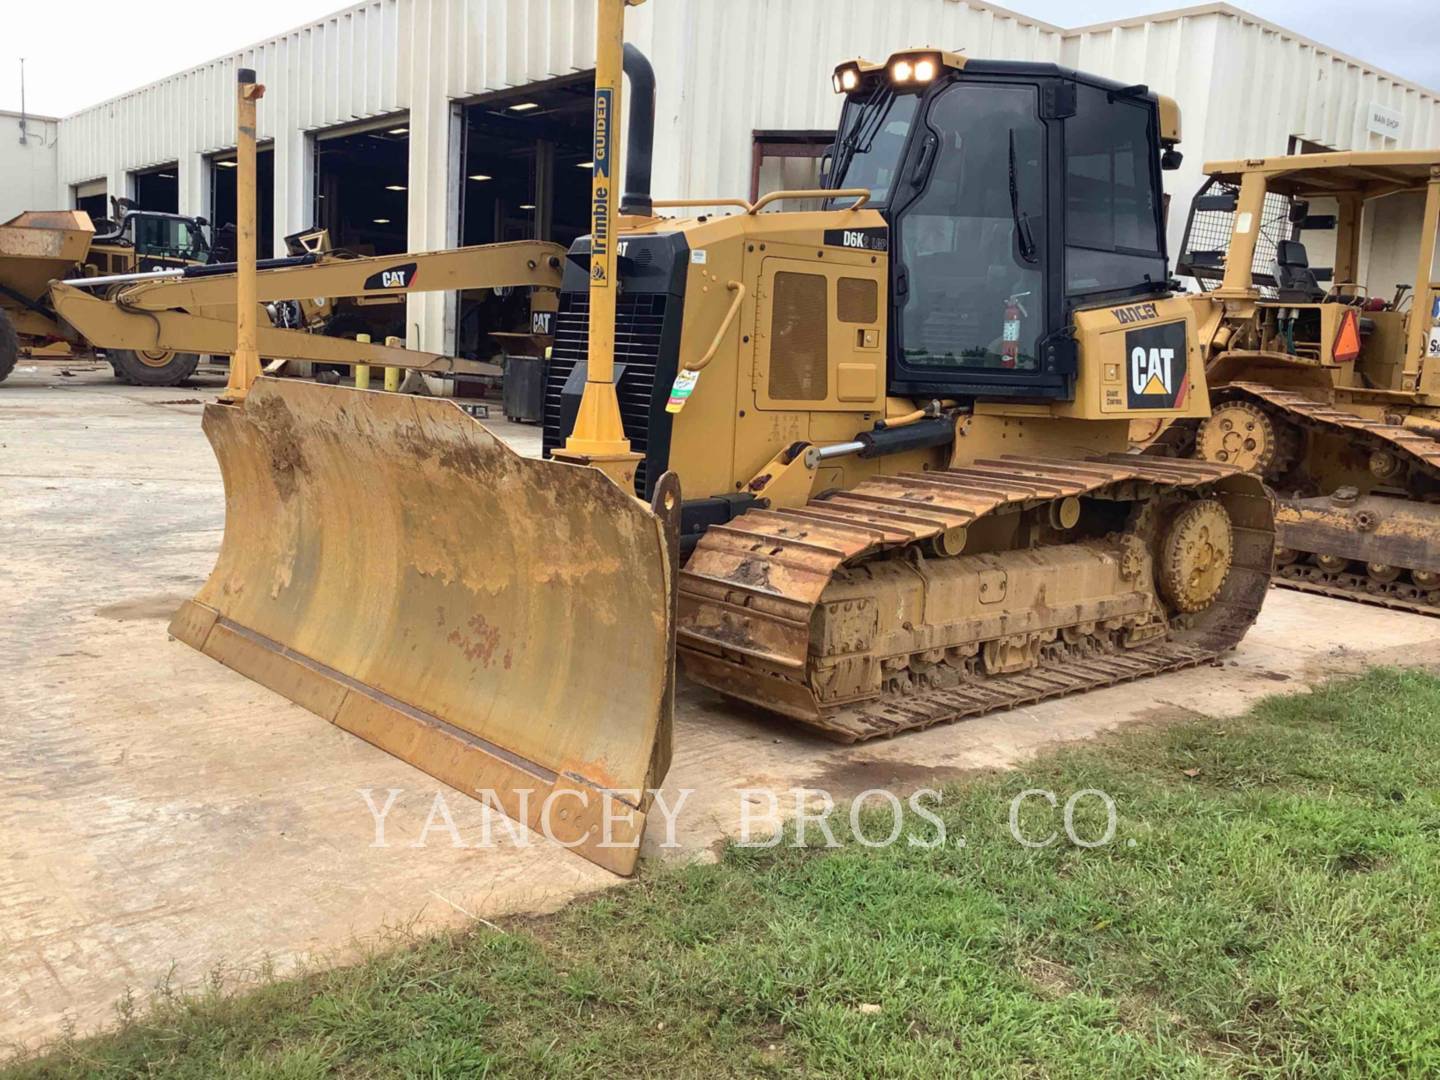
xmin=621 ymin=44 xmax=656 ymax=217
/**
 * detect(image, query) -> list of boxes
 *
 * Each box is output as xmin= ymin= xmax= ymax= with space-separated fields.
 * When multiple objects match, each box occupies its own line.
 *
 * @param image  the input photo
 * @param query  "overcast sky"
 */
xmin=2 ymin=0 xmax=1437 ymax=118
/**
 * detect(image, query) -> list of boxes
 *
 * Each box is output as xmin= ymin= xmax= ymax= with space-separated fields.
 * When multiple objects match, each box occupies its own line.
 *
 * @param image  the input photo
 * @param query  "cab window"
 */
xmin=831 ymin=92 xmax=919 ymax=206
xmin=1065 ymin=86 xmax=1166 ymax=297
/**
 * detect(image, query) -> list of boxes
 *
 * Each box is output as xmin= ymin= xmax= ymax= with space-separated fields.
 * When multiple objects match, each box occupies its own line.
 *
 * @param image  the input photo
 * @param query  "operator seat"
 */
xmin=1272 ymin=240 xmax=1326 ymax=303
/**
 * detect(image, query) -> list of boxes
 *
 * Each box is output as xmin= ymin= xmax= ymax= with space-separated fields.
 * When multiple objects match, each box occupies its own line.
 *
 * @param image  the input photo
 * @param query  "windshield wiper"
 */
xmin=1008 ymin=129 xmax=1038 ymax=264
xmin=830 ymin=85 xmax=894 ymax=189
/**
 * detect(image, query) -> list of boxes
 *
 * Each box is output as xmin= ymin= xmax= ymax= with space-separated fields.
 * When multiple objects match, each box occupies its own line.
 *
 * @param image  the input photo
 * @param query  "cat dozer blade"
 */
xmin=169 ymin=377 xmax=678 ymax=875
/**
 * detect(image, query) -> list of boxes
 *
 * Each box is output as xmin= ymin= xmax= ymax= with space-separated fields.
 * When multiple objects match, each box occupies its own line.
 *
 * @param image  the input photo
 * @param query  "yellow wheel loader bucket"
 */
xmin=170 ymin=378 xmax=677 ymax=875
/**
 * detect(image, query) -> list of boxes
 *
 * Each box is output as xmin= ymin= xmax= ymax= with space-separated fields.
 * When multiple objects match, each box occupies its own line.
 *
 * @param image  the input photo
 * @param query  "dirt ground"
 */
xmin=5 ymin=361 xmax=1439 ymax=1052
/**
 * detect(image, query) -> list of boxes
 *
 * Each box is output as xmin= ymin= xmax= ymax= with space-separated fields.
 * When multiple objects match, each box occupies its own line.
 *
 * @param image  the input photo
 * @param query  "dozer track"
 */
xmin=1214 ymin=382 xmax=1440 ymax=616
xmin=678 ymin=454 xmax=1274 ymax=742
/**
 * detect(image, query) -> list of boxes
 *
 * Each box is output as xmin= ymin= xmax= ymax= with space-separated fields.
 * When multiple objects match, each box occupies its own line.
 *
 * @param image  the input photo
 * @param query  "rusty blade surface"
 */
xmin=170 ymin=378 xmax=675 ymax=874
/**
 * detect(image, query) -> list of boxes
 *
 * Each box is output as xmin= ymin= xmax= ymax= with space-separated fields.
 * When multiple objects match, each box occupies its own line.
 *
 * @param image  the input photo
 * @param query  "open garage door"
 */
xmin=314 ymin=119 xmax=410 ymax=257
xmin=456 ymin=76 xmax=592 ymax=360
xmin=131 ymin=164 xmax=179 ymax=214
xmin=72 ymin=179 xmax=107 ymax=223
xmin=209 ymin=147 xmax=275 ymax=260
xmin=310 ymin=116 xmax=412 ymax=344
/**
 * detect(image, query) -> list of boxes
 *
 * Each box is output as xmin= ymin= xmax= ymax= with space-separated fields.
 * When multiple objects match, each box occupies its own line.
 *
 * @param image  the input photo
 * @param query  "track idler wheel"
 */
xmin=1158 ymin=499 xmax=1235 ymax=613
xmin=1195 ymin=401 xmax=1290 ymax=478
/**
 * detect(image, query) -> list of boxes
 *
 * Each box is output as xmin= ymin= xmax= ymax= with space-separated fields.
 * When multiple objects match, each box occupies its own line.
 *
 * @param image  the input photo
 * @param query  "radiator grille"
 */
xmin=768 ymin=271 xmax=828 ymax=401
xmin=542 ymin=290 xmax=670 ymax=497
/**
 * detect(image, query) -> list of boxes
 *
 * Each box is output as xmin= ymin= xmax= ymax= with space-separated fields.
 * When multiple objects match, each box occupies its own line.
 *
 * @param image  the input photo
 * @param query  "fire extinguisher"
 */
xmin=1000 ymin=291 xmax=1030 ymax=368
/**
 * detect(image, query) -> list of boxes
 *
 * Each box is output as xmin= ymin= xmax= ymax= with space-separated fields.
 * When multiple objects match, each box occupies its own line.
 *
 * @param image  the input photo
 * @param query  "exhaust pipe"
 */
xmin=621 ymin=44 xmax=655 ymax=216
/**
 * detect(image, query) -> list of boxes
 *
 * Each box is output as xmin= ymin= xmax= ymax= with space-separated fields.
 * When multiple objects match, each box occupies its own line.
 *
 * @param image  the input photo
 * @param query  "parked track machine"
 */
xmin=169 ymin=0 xmax=1274 ymax=873
xmin=1167 ymin=152 xmax=1440 ymax=614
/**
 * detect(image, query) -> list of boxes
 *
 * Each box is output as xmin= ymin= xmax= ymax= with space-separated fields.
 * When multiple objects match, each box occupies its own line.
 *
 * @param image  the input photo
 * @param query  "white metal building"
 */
xmin=28 ymin=0 xmax=1440 ymax=352
xmin=0 ymin=111 xmax=60 ymax=222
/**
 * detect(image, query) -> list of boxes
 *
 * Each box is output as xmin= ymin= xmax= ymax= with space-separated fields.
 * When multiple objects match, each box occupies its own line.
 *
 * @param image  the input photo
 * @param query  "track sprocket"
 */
xmin=1158 ymin=499 xmax=1234 ymax=613
xmin=1195 ymin=400 xmax=1291 ymax=477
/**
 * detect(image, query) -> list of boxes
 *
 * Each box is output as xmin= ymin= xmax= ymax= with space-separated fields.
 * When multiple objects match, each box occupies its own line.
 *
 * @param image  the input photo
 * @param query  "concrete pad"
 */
xmin=4 ymin=364 xmax=1439 ymax=1050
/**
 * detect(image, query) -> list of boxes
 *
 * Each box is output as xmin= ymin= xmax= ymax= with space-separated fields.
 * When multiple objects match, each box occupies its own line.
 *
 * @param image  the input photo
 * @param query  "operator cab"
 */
xmin=92 ymin=196 xmax=215 ymax=272
xmin=825 ymin=52 xmax=1181 ymax=401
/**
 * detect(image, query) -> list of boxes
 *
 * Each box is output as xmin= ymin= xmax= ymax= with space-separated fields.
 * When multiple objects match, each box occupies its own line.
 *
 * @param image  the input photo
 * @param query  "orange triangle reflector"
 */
xmin=1334 ymin=308 xmax=1362 ymax=363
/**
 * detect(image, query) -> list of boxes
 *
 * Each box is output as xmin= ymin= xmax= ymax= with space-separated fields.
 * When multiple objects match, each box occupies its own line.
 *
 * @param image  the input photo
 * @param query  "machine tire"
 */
xmin=108 ymin=348 xmax=201 ymax=387
xmin=0 ymin=309 xmax=19 ymax=385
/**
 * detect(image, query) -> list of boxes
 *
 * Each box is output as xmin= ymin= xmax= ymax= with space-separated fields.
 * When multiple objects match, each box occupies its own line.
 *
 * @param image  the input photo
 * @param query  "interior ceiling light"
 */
xmin=385 ymin=184 xmax=407 ymax=191
xmin=508 ymin=102 xmax=540 ymax=112
xmin=157 ymin=173 xmax=175 ymax=179
xmin=216 ymin=160 xmax=238 ymax=168
xmin=372 ymin=218 xmax=392 ymax=224
xmin=576 ymin=161 xmax=594 ymax=169
xmin=387 ymin=126 xmax=408 ymax=135
xmin=519 ymin=204 xmax=537 ymax=210
xmin=468 ymin=174 xmax=493 ymax=182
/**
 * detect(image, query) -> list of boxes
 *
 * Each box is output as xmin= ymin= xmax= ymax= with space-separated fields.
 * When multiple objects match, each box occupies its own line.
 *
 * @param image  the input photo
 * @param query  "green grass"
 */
xmin=9 ymin=668 xmax=1440 ymax=1078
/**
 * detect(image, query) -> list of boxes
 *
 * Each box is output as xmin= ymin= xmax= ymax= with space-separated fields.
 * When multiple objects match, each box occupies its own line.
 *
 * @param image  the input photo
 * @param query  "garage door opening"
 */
xmin=72 ymin=179 xmax=107 ymax=224
xmin=209 ymin=147 xmax=275 ymax=260
xmin=131 ymin=164 xmax=179 ymax=213
xmin=314 ymin=120 xmax=410 ymax=257
xmin=457 ymin=76 xmax=592 ymax=359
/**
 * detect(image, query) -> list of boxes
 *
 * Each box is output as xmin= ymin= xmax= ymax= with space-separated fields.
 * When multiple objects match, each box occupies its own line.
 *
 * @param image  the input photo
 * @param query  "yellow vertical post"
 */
xmin=1215 ymin=172 xmax=1267 ymax=298
xmin=1332 ymin=194 xmax=1362 ymax=289
xmin=355 ymin=334 xmax=372 ymax=388
xmin=222 ymin=68 xmax=265 ymax=403
xmin=384 ymin=335 xmax=403 ymax=391
xmin=1403 ymin=173 xmax=1440 ymax=381
xmin=553 ymin=0 xmax=644 ymax=487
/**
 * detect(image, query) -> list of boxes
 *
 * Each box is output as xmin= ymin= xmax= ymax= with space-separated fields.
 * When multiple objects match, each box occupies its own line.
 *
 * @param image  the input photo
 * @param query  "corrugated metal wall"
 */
xmin=1063 ymin=5 xmax=1440 ymax=256
xmin=52 ymin=0 xmax=1440 ymax=348
xmin=54 ymin=0 xmax=1065 ymax=214
xmin=634 ymin=0 xmax=1064 ymax=203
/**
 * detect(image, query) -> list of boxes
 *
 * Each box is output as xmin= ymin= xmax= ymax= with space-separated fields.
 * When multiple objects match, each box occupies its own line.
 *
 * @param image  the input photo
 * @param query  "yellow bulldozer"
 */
xmin=171 ymin=0 xmax=1275 ymax=874
xmin=1163 ymin=152 xmax=1440 ymax=614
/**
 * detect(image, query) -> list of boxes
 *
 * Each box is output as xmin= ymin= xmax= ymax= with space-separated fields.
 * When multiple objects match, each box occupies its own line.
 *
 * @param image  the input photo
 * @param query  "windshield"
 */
xmin=830 ymin=91 xmax=918 ymax=205
xmin=896 ymin=83 xmax=1046 ymax=372
xmin=132 ymin=215 xmax=210 ymax=261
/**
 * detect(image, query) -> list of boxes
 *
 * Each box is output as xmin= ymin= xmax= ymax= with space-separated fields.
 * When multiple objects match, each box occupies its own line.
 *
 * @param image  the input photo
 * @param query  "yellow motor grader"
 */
xmin=1167 ymin=152 xmax=1440 ymax=614
xmin=171 ymin=0 xmax=1274 ymax=874
xmin=46 ymin=230 xmax=564 ymax=387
